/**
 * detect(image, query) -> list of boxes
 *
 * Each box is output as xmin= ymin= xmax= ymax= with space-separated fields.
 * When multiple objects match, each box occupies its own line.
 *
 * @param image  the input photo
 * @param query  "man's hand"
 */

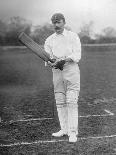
xmin=47 ymin=58 xmax=73 ymax=70
xmin=47 ymin=59 xmax=65 ymax=70
xmin=53 ymin=59 xmax=66 ymax=70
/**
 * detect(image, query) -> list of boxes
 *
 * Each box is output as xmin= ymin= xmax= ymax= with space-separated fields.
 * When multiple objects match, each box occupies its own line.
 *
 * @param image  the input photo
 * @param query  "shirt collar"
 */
xmin=55 ymin=28 xmax=67 ymax=36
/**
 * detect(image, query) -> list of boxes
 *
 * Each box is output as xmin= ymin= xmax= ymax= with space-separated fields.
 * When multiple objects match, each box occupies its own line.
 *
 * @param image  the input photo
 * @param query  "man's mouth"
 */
xmin=55 ymin=27 xmax=60 ymax=30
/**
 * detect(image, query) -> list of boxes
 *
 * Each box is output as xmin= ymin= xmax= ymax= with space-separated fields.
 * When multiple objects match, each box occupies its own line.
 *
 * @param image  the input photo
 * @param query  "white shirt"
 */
xmin=44 ymin=29 xmax=81 ymax=63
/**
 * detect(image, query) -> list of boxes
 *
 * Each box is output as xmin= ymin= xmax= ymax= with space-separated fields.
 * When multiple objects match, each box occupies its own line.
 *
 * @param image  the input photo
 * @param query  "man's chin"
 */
xmin=55 ymin=29 xmax=62 ymax=34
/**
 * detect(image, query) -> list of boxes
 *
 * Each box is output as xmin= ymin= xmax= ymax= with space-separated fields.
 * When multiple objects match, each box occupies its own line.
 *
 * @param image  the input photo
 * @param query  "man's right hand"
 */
xmin=51 ymin=59 xmax=65 ymax=70
xmin=47 ymin=61 xmax=54 ymax=68
xmin=53 ymin=59 xmax=65 ymax=70
xmin=47 ymin=58 xmax=66 ymax=70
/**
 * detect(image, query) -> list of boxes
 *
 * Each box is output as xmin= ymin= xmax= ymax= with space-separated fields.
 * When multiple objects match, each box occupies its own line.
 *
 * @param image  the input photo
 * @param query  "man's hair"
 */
xmin=51 ymin=13 xmax=65 ymax=23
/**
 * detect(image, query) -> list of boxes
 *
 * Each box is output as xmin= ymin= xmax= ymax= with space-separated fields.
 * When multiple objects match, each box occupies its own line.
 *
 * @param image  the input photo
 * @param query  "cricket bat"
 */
xmin=18 ymin=32 xmax=55 ymax=63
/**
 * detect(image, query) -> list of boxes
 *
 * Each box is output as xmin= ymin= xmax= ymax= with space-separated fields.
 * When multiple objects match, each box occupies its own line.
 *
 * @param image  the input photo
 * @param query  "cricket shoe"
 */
xmin=69 ymin=132 xmax=77 ymax=143
xmin=52 ymin=130 xmax=67 ymax=137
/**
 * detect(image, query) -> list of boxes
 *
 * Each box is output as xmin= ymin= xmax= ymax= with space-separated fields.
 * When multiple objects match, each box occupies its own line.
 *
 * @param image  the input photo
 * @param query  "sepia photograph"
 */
xmin=0 ymin=0 xmax=116 ymax=154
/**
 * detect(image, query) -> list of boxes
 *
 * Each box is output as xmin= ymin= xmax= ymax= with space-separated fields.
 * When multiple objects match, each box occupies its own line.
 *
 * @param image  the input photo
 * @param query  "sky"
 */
xmin=0 ymin=0 xmax=116 ymax=34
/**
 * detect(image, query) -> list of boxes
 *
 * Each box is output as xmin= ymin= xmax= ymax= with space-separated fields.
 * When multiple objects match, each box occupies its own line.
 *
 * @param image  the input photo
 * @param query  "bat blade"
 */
xmin=19 ymin=32 xmax=53 ymax=62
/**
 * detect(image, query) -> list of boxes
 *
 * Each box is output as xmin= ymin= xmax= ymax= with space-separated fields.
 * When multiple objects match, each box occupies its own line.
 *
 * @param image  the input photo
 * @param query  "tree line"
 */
xmin=0 ymin=16 xmax=116 ymax=46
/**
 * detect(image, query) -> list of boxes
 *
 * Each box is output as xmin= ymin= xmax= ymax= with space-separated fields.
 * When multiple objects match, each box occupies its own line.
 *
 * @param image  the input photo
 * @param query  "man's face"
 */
xmin=52 ymin=19 xmax=65 ymax=34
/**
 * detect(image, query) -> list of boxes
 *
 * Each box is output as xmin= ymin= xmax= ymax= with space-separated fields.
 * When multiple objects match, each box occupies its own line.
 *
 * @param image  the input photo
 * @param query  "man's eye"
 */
xmin=53 ymin=22 xmax=60 ymax=24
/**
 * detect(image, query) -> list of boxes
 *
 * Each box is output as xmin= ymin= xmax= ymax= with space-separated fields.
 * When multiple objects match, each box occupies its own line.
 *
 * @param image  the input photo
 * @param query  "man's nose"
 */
xmin=55 ymin=23 xmax=59 ymax=26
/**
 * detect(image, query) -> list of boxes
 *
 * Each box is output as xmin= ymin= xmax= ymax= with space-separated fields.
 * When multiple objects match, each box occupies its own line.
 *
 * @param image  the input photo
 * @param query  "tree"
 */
xmin=102 ymin=27 xmax=116 ymax=38
xmin=7 ymin=16 xmax=32 ymax=34
xmin=95 ymin=27 xmax=116 ymax=43
xmin=31 ymin=23 xmax=54 ymax=44
xmin=0 ymin=20 xmax=7 ymax=45
xmin=79 ymin=21 xmax=94 ymax=44
xmin=5 ymin=16 xmax=32 ymax=45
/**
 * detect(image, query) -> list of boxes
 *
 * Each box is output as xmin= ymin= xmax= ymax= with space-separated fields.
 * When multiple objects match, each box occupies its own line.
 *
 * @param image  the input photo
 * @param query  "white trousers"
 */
xmin=53 ymin=62 xmax=80 ymax=136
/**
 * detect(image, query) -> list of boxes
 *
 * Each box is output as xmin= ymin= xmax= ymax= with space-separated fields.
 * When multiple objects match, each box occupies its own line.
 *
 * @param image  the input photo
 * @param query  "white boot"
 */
xmin=52 ymin=130 xmax=67 ymax=137
xmin=69 ymin=132 xmax=77 ymax=142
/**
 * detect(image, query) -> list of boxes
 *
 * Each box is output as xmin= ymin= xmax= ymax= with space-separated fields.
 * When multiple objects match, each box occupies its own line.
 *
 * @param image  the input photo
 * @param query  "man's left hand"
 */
xmin=53 ymin=59 xmax=66 ymax=70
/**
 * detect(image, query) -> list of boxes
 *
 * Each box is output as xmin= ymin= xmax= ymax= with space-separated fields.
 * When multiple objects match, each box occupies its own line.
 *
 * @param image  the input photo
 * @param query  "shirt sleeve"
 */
xmin=44 ymin=38 xmax=52 ymax=67
xmin=67 ymin=33 xmax=81 ymax=63
xmin=44 ymin=38 xmax=52 ymax=56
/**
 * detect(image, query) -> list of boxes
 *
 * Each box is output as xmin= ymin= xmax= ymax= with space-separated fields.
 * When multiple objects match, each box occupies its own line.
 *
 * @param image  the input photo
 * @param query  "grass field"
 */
xmin=0 ymin=45 xmax=116 ymax=154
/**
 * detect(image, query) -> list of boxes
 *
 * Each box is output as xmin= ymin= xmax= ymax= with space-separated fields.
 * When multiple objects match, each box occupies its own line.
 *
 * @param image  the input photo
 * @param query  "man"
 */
xmin=44 ymin=13 xmax=81 ymax=142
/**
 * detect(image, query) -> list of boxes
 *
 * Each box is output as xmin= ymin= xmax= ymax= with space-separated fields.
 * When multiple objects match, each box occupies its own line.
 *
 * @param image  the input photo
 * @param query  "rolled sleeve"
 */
xmin=67 ymin=33 xmax=81 ymax=63
xmin=44 ymin=38 xmax=52 ymax=56
xmin=44 ymin=38 xmax=52 ymax=66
